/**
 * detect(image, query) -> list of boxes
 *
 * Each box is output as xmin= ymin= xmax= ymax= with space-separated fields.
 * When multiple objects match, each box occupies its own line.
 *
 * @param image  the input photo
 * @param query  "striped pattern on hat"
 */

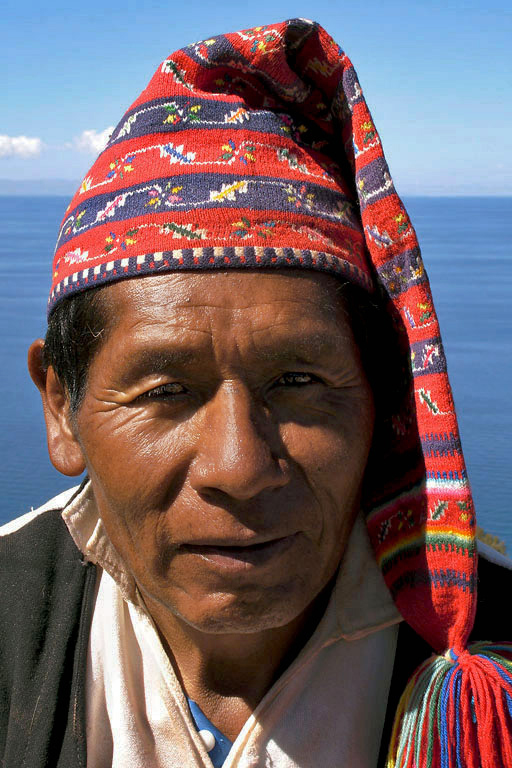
xmin=50 ymin=23 xmax=374 ymax=310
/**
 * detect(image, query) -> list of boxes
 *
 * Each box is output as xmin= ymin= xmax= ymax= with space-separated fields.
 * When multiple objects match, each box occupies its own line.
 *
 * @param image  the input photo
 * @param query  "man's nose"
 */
xmin=189 ymin=381 xmax=290 ymax=501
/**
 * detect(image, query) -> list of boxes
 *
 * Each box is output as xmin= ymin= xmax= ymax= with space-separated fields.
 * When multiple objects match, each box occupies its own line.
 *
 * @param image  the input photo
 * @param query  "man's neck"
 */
xmin=143 ymin=587 xmax=331 ymax=742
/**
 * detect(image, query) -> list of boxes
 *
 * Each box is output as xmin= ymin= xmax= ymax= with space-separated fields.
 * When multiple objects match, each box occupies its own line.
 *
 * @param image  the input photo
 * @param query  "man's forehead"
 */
xmin=93 ymin=270 xmax=357 ymax=376
xmin=98 ymin=271 xmax=350 ymax=346
xmin=107 ymin=269 xmax=345 ymax=316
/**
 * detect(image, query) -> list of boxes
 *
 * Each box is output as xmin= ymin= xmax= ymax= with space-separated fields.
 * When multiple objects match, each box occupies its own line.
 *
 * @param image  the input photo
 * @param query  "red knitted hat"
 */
xmin=50 ymin=19 xmax=512 ymax=767
xmin=50 ymin=24 xmax=372 ymax=309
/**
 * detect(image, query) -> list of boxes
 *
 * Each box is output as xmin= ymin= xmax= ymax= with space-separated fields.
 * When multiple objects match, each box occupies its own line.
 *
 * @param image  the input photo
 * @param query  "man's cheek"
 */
xmin=282 ymin=424 xmax=362 ymax=486
xmin=84 ymin=431 xmax=187 ymax=508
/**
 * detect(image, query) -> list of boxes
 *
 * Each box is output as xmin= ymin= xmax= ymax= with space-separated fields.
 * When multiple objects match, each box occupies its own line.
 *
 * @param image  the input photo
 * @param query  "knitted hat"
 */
xmin=50 ymin=26 xmax=373 ymax=308
xmin=50 ymin=19 xmax=512 ymax=767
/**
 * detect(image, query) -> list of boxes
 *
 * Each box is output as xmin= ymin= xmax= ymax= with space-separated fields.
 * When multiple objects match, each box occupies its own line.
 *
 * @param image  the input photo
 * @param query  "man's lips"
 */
xmin=179 ymin=534 xmax=298 ymax=570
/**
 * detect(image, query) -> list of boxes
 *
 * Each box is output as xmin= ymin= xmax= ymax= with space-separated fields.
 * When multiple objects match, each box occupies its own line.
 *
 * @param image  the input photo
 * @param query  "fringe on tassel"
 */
xmin=386 ymin=642 xmax=512 ymax=768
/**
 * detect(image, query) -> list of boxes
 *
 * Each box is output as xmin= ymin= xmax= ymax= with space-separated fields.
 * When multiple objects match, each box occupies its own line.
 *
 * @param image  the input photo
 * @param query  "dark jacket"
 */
xmin=1 ymin=506 xmax=511 ymax=768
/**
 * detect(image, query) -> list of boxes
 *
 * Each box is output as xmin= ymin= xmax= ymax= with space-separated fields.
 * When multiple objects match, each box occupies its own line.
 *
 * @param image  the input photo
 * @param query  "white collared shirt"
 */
xmin=59 ymin=482 xmax=402 ymax=768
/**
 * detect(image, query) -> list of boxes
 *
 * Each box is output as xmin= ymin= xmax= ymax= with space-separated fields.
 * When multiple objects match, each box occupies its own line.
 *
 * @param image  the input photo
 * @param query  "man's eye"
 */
xmin=274 ymin=372 xmax=318 ymax=387
xmin=142 ymin=382 xmax=187 ymax=399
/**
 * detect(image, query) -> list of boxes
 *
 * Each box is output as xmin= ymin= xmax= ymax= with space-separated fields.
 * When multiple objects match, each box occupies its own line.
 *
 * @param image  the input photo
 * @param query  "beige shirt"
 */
xmin=60 ymin=481 xmax=402 ymax=768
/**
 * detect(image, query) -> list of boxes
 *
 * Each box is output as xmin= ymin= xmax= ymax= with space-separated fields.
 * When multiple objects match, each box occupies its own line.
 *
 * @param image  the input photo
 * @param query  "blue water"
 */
xmin=0 ymin=196 xmax=511 ymax=548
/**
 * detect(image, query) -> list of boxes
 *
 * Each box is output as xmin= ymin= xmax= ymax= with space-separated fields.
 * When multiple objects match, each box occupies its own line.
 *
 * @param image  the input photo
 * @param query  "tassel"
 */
xmin=386 ymin=642 xmax=512 ymax=768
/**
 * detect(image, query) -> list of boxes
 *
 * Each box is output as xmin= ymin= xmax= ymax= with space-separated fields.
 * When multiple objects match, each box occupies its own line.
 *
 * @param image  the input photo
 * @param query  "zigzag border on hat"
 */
xmin=48 ymin=246 xmax=373 ymax=313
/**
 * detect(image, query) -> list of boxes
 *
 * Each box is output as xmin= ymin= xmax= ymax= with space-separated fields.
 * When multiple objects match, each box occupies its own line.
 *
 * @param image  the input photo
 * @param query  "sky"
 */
xmin=2 ymin=0 xmax=511 ymax=195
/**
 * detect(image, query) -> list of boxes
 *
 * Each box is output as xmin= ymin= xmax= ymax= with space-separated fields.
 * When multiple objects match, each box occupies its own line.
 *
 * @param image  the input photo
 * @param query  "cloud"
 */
xmin=74 ymin=127 xmax=114 ymax=154
xmin=0 ymin=135 xmax=43 ymax=158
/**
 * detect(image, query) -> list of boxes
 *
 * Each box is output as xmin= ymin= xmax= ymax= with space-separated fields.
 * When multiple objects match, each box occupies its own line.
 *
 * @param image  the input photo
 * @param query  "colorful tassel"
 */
xmin=387 ymin=642 xmax=512 ymax=768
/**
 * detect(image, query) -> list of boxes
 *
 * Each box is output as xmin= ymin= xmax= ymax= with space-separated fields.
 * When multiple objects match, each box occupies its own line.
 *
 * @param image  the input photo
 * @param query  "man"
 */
xmin=1 ymin=18 xmax=511 ymax=768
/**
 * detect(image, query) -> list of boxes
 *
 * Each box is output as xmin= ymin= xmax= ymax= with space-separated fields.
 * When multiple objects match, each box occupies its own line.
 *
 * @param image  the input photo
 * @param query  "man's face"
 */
xmin=71 ymin=271 xmax=374 ymax=634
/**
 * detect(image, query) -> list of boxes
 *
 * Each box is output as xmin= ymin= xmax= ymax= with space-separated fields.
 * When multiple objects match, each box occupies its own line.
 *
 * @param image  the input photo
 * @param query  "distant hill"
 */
xmin=0 ymin=179 xmax=79 ymax=196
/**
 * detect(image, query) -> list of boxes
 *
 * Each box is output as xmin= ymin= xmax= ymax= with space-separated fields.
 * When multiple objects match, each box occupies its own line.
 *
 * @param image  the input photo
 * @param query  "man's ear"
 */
xmin=28 ymin=339 xmax=86 ymax=476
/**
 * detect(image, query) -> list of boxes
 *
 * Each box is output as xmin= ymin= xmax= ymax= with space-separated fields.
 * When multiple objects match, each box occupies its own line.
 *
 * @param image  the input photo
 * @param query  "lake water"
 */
xmin=1 ymin=196 xmax=511 ymax=549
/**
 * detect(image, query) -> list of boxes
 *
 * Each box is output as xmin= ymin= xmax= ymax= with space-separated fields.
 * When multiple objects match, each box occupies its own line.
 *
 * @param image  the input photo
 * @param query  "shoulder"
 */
xmin=0 ymin=489 xmax=96 ymax=765
xmin=0 ymin=486 xmax=90 ymax=638
xmin=472 ymin=540 xmax=512 ymax=639
xmin=476 ymin=538 xmax=512 ymax=573
xmin=0 ymin=486 xmax=82 ymax=564
xmin=0 ymin=486 xmax=81 ymax=537
xmin=0 ymin=484 xmax=95 ymax=678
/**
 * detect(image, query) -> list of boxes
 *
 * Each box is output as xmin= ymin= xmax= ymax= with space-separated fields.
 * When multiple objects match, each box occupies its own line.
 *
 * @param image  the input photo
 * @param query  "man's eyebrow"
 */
xmin=116 ymin=348 xmax=199 ymax=384
xmin=115 ymin=326 xmax=353 ymax=385
xmin=254 ymin=328 xmax=353 ymax=360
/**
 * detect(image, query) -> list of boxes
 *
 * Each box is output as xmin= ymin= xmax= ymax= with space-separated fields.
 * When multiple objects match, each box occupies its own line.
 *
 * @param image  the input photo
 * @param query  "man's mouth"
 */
xmin=180 ymin=534 xmax=297 ymax=571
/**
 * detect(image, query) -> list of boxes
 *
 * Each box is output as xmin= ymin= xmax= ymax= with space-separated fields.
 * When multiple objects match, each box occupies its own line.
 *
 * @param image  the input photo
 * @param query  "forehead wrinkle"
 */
xmin=124 ymin=292 xmax=339 ymax=321
xmin=250 ymin=320 xmax=355 ymax=359
xmin=127 ymin=311 xmax=216 ymax=334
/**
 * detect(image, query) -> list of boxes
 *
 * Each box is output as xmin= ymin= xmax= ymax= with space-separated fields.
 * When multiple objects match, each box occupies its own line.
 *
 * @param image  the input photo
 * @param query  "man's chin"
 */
xmin=158 ymin=583 xmax=312 ymax=636
xmin=182 ymin=607 xmax=302 ymax=635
